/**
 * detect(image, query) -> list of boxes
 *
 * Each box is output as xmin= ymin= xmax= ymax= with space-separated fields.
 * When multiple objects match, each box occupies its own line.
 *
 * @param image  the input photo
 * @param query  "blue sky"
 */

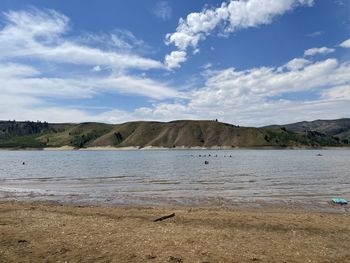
xmin=0 ymin=0 xmax=349 ymax=126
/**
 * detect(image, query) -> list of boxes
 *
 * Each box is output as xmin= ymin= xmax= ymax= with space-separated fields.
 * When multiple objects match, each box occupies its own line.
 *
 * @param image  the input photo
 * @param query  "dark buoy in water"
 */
xmin=317 ymin=153 xmax=323 ymax=156
xmin=199 ymin=154 xmax=201 ymax=157
xmin=204 ymin=161 xmax=209 ymax=165
xmin=22 ymin=162 xmax=25 ymax=165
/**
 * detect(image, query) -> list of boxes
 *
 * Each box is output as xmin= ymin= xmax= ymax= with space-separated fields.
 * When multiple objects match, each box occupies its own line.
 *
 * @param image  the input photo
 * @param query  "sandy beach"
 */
xmin=0 ymin=201 xmax=349 ymax=263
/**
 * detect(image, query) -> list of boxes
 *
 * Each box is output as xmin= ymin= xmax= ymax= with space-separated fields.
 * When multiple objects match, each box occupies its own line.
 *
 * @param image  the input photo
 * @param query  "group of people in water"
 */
xmin=191 ymin=154 xmax=233 ymax=158
xmin=190 ymin=153 xmax=233 ymax=165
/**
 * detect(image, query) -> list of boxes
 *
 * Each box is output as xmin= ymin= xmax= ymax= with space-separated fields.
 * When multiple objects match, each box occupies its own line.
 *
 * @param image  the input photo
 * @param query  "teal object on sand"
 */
xmin=332 ymin=198 xmax=348 ymax=205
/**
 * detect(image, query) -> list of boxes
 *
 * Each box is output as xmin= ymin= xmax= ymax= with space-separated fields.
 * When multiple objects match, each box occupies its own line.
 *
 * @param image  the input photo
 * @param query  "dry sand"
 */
xmin=0 ymin=201 xmax=349 ymax=263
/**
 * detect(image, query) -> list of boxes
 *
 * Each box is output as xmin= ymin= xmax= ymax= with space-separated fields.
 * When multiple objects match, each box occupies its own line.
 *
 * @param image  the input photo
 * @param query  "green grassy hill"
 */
xmin=0 ymin=119 xmax=349 ymax=149
xmin=265 ymin=118 xmax=350 ymax=146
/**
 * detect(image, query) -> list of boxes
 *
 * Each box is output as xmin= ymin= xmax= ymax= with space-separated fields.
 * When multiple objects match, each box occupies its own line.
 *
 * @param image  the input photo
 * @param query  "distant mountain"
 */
xmin=265 ymin=118 xmax=350 ymax=145
xmin=0 ymin=119 xmax=349 ymax=149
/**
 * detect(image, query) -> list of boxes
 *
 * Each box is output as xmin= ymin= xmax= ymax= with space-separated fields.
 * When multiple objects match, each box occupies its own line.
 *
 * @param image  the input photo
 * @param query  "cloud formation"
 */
xmin=164 ymin=51 xmax=187 ymax=69
xmin=0 ymin=9 xmax=163 ymax=70
xmin=0 ymin=9 xmax=180 ymax=97
xmin=306 ymin=31 xmax=324 ymax=37
xmin=304 ymin=47 xmax=335 ymax=56
xmin=154 ymin=1 xmax=172 ymax=21
xmin=2 ymin=54 xmax=350 ymax=126
xmin=0 ymin=8 xmax=183 ymax=123
xmin=1 ymin=6 xmax=349 ymax=127
xmin=137 ymin=55 xmax=350 ymax=126
xmin=164 ymin=0 xmax=314 ymax=68
xmin=340 ymin=38 xmax=350 ymax=48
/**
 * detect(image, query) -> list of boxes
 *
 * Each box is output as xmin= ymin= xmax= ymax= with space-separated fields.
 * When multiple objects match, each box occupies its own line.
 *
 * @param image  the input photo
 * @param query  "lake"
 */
xmin=0 ymin=149 xmax=349 ymax=208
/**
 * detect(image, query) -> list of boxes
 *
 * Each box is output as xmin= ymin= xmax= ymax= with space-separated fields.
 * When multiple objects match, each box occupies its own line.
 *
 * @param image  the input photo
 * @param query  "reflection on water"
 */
xmin=0 ymin=149 xmax=349 ymax=207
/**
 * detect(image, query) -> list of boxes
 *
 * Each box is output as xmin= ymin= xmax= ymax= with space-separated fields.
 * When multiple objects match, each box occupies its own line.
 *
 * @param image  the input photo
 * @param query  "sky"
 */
xmin=0 ymin=0 xmax=349 ymax=126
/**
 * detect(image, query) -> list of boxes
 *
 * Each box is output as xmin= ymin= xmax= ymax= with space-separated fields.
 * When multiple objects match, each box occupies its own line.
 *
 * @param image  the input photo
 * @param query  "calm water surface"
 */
xmin=0 ymin=150 xmax=349 ymax=207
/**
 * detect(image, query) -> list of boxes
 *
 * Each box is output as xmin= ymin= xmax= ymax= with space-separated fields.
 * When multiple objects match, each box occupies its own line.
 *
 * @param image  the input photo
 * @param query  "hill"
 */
xmin=0 ymin=119 xmax=349 ymax=149
xmin=265 ymin=118 xmax=350 ymax=145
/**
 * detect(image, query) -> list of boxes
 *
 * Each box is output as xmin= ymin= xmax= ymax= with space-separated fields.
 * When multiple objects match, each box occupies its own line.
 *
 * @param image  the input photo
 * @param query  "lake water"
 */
xmin=0 ymin=150 xmax=349 ymax=209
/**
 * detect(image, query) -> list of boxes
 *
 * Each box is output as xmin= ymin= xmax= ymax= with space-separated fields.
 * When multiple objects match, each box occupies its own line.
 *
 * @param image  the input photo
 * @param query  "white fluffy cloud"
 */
xmin=194 ymin=58 xmax=348 ymax=103
xmin=304 ymin=47 xmax=335 ymax=56
xmin=2 ymin=55 xmax=350 ymax=126
xmin=0 ymin=63 xmax=182 ymax=100
xmin=164 ymin=51 xmax=187 ymax=69
xmin=340 ymin=38 xmax=350 ymax=48
xmin=321 ymin=85 xmax=350 ymax=100
xmin=164 ymin=0 xmax=314 ymax=68
xmin=0 ymin=9 xmax=184 ymax=123
xmin=0 ymin=9 xmax=163 ymax=70
xmin=281 ymin=58 xmax=311 ymax=71
xmin=0 ymin=9 xmax=182 ymax=98
xmin=0 ymin=61 xmax=185 ymax=123
xmin=100 ymin=75 xmax=183 ymax=99
xmin=135 ymin=56 xmax=350 ymax=126
xmin=1 ymin=7 xmax=349 ymax=126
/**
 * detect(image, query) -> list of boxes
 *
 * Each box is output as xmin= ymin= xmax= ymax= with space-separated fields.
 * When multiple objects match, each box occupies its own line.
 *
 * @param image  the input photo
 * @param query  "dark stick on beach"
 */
xmin=154 ymin=213 xmax=175 ymax=222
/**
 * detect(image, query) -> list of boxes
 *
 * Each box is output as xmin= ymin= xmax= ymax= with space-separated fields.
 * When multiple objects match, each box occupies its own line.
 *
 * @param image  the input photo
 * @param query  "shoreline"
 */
xmin=1 ymin=193 xmax=349 ymax=215
xmin=0 ymin=145 xmax=349 ymax=151
xmin=2 ymin=199 xmax=349 ymax=215
xmin=1 ymin=200 xmax=349 ymax=262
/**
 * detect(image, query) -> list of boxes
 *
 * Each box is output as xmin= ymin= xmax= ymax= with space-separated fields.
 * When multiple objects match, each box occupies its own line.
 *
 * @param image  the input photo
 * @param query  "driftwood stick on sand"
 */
xmin=154 ymin=213 xmax=175 ymax=222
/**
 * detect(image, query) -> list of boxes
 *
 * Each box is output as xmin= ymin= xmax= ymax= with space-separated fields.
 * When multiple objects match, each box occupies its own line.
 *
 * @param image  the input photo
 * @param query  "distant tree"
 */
xmin=114 ymin=132 xmax=123 ymax=143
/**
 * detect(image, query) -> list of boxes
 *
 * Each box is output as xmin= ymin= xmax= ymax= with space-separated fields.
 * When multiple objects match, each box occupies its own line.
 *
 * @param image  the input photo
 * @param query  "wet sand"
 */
xmin=0 ymin=201 xmax=349 ymax=263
